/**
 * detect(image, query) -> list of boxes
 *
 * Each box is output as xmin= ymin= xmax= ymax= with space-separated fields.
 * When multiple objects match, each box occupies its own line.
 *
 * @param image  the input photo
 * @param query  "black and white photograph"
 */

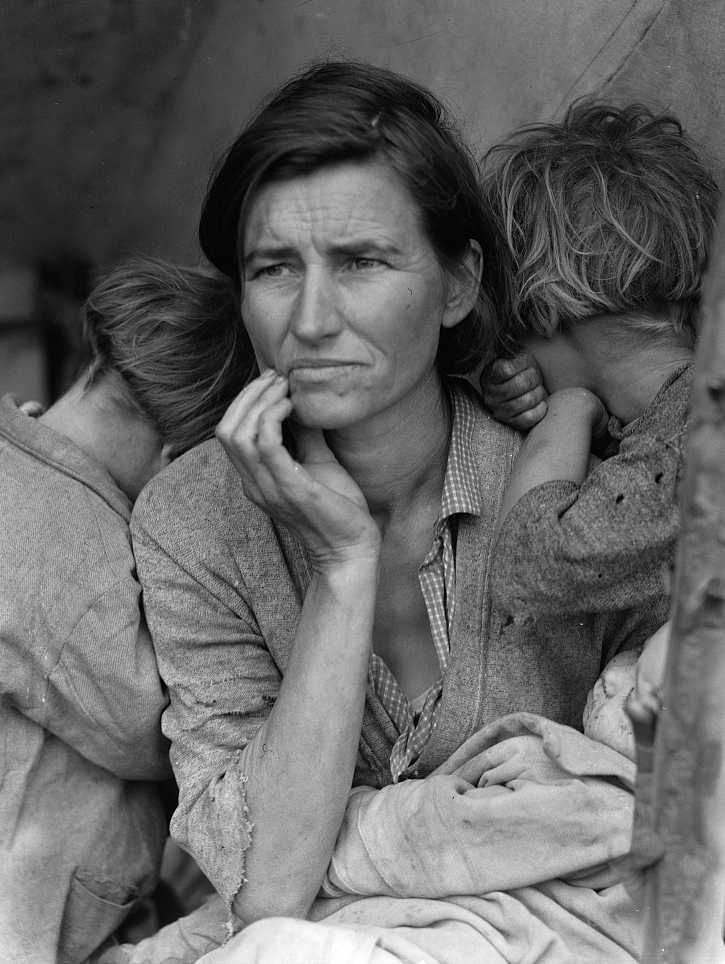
xmin=1 ymin=2 xmax=724 ymax=961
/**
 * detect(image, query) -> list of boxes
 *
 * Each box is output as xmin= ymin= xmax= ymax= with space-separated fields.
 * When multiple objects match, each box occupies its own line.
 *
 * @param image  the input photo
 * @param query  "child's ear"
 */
xmin=441 ymin=240 xmax=483 ymax=330
xmin=160 ymin=442 xmax=175 ymax=468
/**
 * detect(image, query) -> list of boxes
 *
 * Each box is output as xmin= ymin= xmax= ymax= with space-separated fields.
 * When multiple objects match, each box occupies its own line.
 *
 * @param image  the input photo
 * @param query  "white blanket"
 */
xmin=198 ymin=713 xmax=644 ymax=963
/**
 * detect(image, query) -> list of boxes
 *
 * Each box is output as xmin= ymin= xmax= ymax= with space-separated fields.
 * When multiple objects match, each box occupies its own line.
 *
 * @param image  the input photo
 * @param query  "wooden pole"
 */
xmin=637 ymin=205 xmax=725 ymax=962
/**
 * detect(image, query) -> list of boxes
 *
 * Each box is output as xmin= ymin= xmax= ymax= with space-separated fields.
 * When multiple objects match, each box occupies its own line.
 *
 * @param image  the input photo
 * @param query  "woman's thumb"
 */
xmin=293 ymin=425 xmax=334 ymax=465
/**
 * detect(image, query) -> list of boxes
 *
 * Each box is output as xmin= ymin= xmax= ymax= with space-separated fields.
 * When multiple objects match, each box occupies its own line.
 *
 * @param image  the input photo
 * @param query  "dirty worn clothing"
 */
xmin=95 ymin=713 xmax=642 ymax=964
xmin=131 ymin=380 xmax=667 ymax=908
xmin=492 ymin=365 xmax=691 ymax=615
xmin=0 ymin=396 xmax=169 ymax=964
xmin=198 ymin=714 xmax=642 ymax=964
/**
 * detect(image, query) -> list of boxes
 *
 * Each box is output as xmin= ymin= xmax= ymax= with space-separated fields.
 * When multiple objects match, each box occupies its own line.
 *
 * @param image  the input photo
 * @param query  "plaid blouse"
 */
xmin=369 ymin=384 xmax=482 ymax=781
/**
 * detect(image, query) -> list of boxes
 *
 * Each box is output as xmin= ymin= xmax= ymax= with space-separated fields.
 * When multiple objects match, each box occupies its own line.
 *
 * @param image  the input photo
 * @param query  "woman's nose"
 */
xmin=290 ymin=268 xmax=342 ymax=341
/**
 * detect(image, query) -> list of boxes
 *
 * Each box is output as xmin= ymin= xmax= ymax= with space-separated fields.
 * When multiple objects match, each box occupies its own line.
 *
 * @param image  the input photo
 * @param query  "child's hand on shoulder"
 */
xmin=480 ymin=352 xmax=548 ymax=430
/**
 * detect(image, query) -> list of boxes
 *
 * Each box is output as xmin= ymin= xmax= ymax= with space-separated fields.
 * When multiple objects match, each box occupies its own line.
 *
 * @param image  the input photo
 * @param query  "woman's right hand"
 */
xmin=216 ymin=369 xmax=380 ymax=569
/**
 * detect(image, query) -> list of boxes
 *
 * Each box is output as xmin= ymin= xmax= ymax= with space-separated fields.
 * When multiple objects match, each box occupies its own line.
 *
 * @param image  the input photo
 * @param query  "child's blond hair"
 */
xmin=482 ymin=101 xmax=719 ymax=355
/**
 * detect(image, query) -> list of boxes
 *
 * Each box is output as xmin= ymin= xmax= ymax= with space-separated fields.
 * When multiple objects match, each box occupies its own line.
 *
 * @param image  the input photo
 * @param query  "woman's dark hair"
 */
xmin=199 ymin=60 xmax=503 ymax=374
xmin=84 ymin=257 xmax=255 ymax=456
xmin=482 ymin=99 xmax=720 ymax=354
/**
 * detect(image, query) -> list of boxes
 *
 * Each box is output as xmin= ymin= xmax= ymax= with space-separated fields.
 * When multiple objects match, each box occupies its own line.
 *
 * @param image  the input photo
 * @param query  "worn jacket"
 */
xmin=493 ymin=365 xmax=691 ymax=614
xmin=131 ymin=381 xmax=667 ymax=907
xmin=0 ymin=396 xmax=169 ymax=964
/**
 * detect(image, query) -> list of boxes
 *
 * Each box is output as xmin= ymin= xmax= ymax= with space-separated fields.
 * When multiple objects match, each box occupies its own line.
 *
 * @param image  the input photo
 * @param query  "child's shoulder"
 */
xmin=618 ymin=364 xmax=692 ymax=446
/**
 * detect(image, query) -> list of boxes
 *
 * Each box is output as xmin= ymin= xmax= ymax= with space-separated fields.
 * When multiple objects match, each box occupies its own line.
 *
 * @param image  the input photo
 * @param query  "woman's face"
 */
xmin=240 ymin=160 xmax=473 ymax=430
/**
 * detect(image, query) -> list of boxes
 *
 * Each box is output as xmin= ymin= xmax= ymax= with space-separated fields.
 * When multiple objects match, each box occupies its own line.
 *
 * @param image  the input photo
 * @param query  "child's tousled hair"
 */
xmin=482 ymin=100 xmax=720 ymax=355
xmin=83 ymin=257 xmax=255 ymax=456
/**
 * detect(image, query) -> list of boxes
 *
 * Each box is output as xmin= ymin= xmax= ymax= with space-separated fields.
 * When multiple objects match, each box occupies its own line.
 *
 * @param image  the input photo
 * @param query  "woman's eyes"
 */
xmin=251 ymin=257 xmax=386 ymax=279
xmin=349 ymin=256 xmax=385 ymax=271
xmin=253 ymin=263 xmax=292 ymax=279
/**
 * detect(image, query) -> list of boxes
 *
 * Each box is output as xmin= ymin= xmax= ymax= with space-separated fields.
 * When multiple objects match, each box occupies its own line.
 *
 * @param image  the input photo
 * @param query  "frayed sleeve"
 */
xmin=131 ymin=484 xmax=281 ymax=907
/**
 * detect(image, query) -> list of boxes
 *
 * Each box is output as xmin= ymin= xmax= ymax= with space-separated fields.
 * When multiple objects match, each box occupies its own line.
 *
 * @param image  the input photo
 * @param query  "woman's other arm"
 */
xmin=322 ymin=724 xmax=635 ymax=899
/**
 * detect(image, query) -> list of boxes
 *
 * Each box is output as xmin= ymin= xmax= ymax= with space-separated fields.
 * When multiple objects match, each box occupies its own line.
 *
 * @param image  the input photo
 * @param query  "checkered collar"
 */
xmin=438 ymin=380 xmax=483 ymax=523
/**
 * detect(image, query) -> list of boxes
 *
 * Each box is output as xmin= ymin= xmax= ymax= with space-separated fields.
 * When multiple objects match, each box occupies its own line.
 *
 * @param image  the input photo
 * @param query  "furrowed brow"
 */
xmin=332 ymin=239 xmax=402 ymax=256
xmin=244 ymin=245 xmax=298 ymax=264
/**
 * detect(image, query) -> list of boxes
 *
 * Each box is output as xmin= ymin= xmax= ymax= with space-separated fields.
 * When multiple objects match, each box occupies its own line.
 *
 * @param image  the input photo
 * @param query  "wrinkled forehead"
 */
xmin=239 ymin=159 xmax=429 ymax=260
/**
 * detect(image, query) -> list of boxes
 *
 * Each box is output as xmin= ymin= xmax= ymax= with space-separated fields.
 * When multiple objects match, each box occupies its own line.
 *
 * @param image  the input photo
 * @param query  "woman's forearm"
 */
xmin=214 ymin=372 xmax=384 ymax=921
xmin=232 ymin=553 xmax=379 ymax=923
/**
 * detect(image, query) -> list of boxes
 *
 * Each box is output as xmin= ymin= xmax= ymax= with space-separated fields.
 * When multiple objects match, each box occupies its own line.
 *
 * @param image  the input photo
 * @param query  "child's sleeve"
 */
xmin=491 ymin=431 xmax=682 ymax=614
xmin=4 ymin=575 xmax=171 ymax=782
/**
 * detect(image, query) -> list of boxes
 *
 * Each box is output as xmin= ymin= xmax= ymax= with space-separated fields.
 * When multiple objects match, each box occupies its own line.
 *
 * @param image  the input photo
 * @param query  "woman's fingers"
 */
xmin=216 ymin=370 xmax=377 ymax=561
xmin=255 ymin=402 xmax=316 ymax=501
xmin=454 ymin=735 xmax=545 ymax=786
xmin=217 ymin=366 xmax=278 ymax=432
xmin=455 ymin=743 xmax=508 ymax=785
xmin=216 ymin=372 xmax=294 ymax=505
xmin=219 ymin=375 xmax=341 ymax=512
xmin=256 ymin=396 xmax=295 ymax=455
xmin=218 ymin=374 xmax=288 ymax=453
xmin=293 ymin=425 xmax=335 ymax=465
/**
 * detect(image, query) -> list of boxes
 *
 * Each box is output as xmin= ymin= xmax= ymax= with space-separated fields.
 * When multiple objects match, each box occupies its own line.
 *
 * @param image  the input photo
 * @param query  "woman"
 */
xmin=130 ymin=62 xmax=666 ymax=932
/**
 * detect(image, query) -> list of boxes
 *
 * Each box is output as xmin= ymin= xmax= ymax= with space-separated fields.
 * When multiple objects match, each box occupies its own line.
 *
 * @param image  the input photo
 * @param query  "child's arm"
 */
xmin=494 ymin=387 xmax=606 ymax=541
xmin=5 ymin=584 xmax=171 ymax=782
xmin=492 ymin=388 xmax=683 ymax=615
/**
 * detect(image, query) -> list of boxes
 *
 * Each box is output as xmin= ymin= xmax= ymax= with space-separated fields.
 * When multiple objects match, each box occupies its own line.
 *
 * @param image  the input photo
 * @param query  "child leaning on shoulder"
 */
xmin=479 ymin=101 xmax=719 ymax=658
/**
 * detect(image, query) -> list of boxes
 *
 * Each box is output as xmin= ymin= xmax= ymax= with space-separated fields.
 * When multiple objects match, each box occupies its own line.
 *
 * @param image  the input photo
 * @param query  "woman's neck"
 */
xmin=324 ymin=371 xmax=452 ymax=530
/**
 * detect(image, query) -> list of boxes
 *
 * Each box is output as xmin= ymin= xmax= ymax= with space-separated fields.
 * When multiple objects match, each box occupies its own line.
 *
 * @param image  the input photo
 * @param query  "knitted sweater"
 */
xmin=131 ymin=382 xmax=667 ymax=905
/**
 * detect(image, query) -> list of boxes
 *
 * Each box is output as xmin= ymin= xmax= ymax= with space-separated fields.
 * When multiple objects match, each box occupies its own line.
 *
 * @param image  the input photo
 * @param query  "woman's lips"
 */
xmin=288 ymin=361 xmax=362 ymax=381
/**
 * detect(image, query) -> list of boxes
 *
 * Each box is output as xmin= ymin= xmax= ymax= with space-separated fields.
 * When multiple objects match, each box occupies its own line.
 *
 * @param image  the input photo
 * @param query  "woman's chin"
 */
xmin=289 ymin=393 xmax=363 ymax=431
xmin=291 ymin=409 xmax=356 ymax=432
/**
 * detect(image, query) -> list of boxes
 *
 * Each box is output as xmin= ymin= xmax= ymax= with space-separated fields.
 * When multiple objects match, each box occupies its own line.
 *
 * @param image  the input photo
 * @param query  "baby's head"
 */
xmin=482 ymin=101 xmax=719 ymax=361
xmin=583 ymin=622 xmax=670 ymax=758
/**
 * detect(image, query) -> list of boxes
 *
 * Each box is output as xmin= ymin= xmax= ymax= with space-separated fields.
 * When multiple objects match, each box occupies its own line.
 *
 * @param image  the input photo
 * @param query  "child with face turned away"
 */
xmin=0 ymin=257 xmax=253 ymax=964
xmin=479 ymin=101 xmax=719 ymax=628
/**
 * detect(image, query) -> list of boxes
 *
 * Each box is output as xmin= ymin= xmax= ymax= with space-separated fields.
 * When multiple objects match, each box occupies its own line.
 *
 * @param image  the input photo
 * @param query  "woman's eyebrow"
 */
xmin=331 ymin=239 xmax=402 ymax=256
xmin=245 ymin=240 xmax=404 ymax=262
xmin=244 ymin=245 xmax=298 ymax=263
